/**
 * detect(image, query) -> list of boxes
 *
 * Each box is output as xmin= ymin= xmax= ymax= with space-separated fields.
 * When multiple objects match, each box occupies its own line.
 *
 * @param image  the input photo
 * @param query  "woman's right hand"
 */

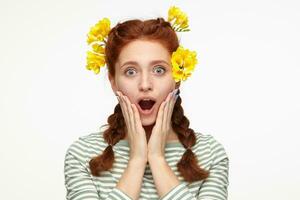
xmin=116 ymin=91 xmax=148 ymax=164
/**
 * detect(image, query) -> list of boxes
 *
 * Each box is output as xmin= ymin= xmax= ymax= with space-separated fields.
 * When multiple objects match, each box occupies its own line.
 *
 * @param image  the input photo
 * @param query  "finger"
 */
xmin=131 ymin=103 xmax=143 ymax=132
xmin=119 ymin=92 xmax=131 ymax=131
xmin=117 ymin=91 xmax=126 ymax=118
xmin=156 ymin=100 xmax=166 ymax=133
xmin=131 ymin=104 xmax=138 ymax=128
xmin=168 ymin=90 xmax=177 ymax=125
xmin=124 ymin=95 xmax=135 ymax=132
xmin=163 ymin=92 xmax=172 ymax=131
xmin=122 ymin=94 xmax=134 ymax=132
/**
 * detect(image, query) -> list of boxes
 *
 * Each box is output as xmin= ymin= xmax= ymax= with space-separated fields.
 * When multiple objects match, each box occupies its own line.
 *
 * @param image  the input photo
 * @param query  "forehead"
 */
xmin=117 ymin=40 xmax=171 ymax=66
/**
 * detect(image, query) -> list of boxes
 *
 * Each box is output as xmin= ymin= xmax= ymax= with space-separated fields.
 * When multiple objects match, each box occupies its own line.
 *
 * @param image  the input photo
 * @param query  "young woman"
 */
xmin=64 ymin=12 xmax=229 ymax=200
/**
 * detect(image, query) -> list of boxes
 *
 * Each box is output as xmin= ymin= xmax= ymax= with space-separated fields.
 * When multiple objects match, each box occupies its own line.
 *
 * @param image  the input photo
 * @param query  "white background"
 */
xmin=1 ymin=0 xmax=299 ymax=199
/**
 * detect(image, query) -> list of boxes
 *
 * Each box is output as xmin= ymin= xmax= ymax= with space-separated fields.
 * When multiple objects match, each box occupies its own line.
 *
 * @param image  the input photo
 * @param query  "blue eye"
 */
xmin=125 ymin=68 xmax=136 ymax=76
xmin=154 ymin=66 xmax=166 ymax=74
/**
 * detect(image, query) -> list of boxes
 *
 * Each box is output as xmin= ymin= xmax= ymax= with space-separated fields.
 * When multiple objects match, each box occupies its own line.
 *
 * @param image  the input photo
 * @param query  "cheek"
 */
xmin=117 ymin=83 xmax=136 ymax=102
xmin=119 ymin=87 xmax=132 ymax=98
xmin=115 ymin=78 xmax=134 ymax=93
xmin=158 ymin=86 xmax=175 ymax=103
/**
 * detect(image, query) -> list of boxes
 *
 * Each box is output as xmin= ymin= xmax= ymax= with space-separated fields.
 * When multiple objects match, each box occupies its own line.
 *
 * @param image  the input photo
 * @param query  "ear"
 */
xmin=108 ymin=73 xmax=117 ymax=93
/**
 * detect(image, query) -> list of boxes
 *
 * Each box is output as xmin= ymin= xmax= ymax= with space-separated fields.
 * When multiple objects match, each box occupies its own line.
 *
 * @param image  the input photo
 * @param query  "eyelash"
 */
xmin=125 ymin=66 xmax=166 ymax=76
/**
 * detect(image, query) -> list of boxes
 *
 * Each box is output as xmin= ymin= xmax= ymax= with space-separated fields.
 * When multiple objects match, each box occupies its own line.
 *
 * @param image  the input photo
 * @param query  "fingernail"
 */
xmin=172 ymin=90 xmax=175 ymax=97
xmin=173 ymin=89 xmax=178 ymax=97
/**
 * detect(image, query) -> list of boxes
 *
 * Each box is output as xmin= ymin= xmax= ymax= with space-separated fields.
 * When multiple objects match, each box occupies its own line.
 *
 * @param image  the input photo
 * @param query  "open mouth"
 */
xmin=138 ymin=99 xmax=156 ymax=110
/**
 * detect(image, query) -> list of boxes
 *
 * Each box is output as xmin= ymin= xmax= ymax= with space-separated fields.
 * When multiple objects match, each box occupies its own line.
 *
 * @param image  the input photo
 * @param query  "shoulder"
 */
xmin=64 ymin=124 xmax=109 ymax=163
xmin=194 ymin=132 xmax=229 ymax=164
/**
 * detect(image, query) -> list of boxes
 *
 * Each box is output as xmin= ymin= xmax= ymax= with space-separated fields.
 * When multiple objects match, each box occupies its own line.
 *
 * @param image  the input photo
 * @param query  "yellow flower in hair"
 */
xmin=86 ymin=51 xmax=106 ymax=74
xmin=87 ymin=18 xmax=111 ymax=45
xmin=91 ymin=43 xmax=105 ymax=54
xmin=86 ymin=18 xmax=111 ymax=75
xmin=168 ymin=6 xmax=190 ymax=32
xmin=171 ymin=46 xmax=198 ymax=82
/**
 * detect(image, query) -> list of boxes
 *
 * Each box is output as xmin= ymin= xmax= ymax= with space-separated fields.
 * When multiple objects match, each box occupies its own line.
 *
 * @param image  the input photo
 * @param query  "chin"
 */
xmin=139 ymin=107 xmax=158 ymax=126
xmin=141 ymin=117 xmax=156 ymax=126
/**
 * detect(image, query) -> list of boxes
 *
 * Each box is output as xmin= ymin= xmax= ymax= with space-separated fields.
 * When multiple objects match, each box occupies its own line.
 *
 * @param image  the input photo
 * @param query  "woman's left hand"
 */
xmin=147 ymin=89 xmax=178 ymax=160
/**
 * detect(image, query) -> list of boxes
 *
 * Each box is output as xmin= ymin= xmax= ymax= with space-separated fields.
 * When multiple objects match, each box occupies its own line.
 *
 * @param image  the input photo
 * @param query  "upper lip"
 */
xmin=136 ymin=96 xmax=157 ymax=104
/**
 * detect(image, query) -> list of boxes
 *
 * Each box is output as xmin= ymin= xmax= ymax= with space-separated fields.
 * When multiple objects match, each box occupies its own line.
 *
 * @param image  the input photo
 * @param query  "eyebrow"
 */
xmin=120 ymin=60 xmax=170 ymax=69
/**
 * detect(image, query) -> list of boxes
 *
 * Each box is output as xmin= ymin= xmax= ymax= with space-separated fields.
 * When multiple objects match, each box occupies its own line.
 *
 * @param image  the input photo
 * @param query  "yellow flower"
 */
xmin=87 ymin=18 xmax=111 ymax=45
xmin=86 ymin=18 xmax=110 ymax=75
xmin=91 ymin=43 xmax=105 ymax=54
xmin=168 ymin=6 xmax=181 ymax=22
xmin=86 ymin=51 xmax=106 ymax=74
xmin=171 ymin=46 xmax=198 ymax=82
xmin=167 ymin=6 xmax=190 ymax=32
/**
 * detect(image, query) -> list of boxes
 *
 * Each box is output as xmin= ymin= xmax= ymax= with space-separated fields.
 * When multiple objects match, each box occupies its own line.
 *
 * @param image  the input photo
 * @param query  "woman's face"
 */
xmin=109 ymin=39 xmax=179 ymax=126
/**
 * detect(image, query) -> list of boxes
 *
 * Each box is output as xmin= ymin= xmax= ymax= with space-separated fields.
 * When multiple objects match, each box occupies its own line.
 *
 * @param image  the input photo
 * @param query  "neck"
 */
xmin=143 ymin=124 xmax=155 ymax=142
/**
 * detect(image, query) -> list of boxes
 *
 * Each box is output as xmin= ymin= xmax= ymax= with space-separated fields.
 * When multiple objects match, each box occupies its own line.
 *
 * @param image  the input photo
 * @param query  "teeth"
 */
xmin=139 ymin=99 xmax=152 ymax=102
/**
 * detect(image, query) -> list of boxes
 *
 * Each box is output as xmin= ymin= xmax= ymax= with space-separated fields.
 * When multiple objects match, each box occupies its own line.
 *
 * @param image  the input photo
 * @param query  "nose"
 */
xmin=138 ymin=72 xmax=153 ymax=92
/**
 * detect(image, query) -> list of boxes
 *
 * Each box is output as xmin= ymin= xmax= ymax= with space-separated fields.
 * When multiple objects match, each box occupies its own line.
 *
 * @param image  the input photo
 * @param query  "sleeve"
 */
xmin=159 ymin=182 xmax=195 ymax=200
xmin=197 ymin=136 xmax=229 ymax=200
xmin=159 ymin=136 xmax=229 ymax=200
xmin=64 ymin=146 xmax=132 ymax=200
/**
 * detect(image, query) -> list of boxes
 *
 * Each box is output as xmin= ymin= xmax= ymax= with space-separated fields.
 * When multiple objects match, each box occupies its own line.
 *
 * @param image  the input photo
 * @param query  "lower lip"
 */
xmin=137 ymin=103 xmax=155 ymax=115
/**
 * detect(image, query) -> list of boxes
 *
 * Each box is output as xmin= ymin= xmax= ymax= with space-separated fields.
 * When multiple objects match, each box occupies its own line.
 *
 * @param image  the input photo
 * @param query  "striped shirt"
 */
xmin=64 ymin=125 xmax=229 ymax=200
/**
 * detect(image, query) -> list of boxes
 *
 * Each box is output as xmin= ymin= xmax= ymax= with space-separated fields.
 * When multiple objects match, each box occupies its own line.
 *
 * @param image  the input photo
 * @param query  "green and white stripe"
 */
xmin=64 ymin=125 xmax=229 ymax=200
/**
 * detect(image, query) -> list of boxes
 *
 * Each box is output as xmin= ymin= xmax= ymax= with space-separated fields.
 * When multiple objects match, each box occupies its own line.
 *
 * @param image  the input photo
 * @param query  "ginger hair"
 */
xmin=89 ymin=17 xmax=209 ymax=183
